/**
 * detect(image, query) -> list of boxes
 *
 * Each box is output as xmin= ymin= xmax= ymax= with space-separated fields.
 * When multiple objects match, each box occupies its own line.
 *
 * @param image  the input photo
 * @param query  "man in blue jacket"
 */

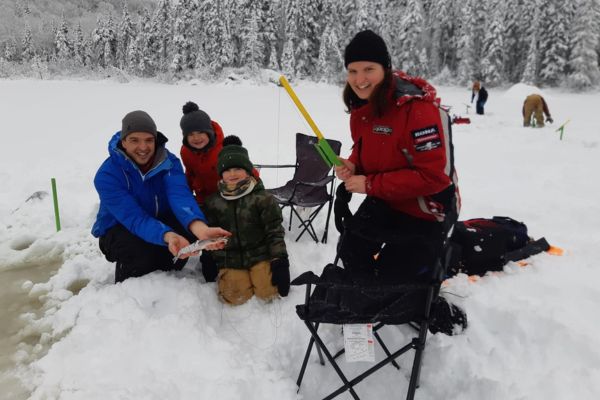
xmin=92 ymin=110 xmax=230 ymax=283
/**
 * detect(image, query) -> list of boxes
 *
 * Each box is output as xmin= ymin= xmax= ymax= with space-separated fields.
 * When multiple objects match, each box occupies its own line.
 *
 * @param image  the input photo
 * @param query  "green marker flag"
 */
xmin=555 ymin=119 xmax=571 ymax=141
xmin=51 ymin=178 xmax=61 ymax=232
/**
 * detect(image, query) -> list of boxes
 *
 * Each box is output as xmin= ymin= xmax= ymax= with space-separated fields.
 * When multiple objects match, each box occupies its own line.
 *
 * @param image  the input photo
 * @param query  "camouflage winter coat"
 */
xmin=204 ymin=179 xmax=287 ymax=270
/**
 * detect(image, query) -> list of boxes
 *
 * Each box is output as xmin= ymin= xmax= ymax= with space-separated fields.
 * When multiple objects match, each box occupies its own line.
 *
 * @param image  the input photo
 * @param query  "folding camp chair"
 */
xmin=291 ymin=222 xmax=455 ymax=400
xmin=258 ymin=132 xmax=342 ymax=244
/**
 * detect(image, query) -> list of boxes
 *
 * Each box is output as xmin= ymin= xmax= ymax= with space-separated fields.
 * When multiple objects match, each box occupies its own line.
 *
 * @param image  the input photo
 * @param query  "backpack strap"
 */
xmin=504 ymin=237 xmax=550 ymax=263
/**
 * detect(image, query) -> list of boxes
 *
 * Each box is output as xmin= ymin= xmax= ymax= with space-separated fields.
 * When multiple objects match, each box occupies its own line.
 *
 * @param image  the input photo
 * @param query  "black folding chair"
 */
xmin=292 ymin=250 xmax=450 ymax=400
xmin=257 ymin=132 xmax=342 ymax=244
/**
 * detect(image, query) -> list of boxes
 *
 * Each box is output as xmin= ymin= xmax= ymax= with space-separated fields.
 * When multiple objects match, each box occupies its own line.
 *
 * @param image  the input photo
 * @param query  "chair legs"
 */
xmin=282 ymin=204 xmax=326 ymax=243
xmin=321 ymin=194 xmax=334 ymax=244
xmin=293 ymin=205 xmax=324 ymax=243
xmin=296 ymin=320 xmax=429 ymax=400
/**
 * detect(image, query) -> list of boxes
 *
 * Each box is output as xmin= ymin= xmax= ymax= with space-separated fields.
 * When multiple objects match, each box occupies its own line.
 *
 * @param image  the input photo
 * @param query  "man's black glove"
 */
xmin=270 ymin=258 xmax=290 ymax=296
xmin=546 ymin=116 xmax=554 ymax=124
xmin=200 ymin=252 xmax=218 ymax=282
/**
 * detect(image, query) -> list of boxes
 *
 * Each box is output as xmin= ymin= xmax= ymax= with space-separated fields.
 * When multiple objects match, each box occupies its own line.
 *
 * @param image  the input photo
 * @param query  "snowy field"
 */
xmin=0 ymin=77 xmax=599 ymax=400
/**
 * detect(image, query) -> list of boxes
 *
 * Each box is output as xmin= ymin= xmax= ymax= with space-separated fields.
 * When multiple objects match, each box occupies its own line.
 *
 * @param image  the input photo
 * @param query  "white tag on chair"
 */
xmin=343 ymin=324 xmax=375 ymax=362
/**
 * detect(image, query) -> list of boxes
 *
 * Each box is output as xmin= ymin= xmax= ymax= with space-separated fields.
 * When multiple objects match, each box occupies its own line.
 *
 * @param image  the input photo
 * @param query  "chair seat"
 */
xmin=292 ymin=266 xmax=429 ymax=325
xmin=268 ymin=184 xmax=330 ymax=208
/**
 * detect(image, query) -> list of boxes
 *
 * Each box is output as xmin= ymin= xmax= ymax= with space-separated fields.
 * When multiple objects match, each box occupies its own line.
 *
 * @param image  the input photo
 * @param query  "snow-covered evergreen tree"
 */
xmin=455 ymin=0 xmax=476 ymax=84
xmin=428 ymin=0 xmax=456 ymax=76
xmin=259 ymin=0 xmax=279 ymax=69
xmin=103 ymin=15 xmax=117 ymax=68
xmin=239 ymin=0 xmax=263 ymax=71
xmin=92 ymin=15 xmax=117 ymax=68
xmin=134 ymin=9 xmax=156 ymax=75
xmin=151 ymin=0 xmax=173 ymax=73
xmin=316 ymin=1 xmax=343 ymax=82
xmin=521 ymin=2 xmax=542 ymax=84
xmin=21 ymin=27 xmax=35 ymax=62
xmin=502 ymin=0 xmax=527 ymax=82
xmin=567 ymin=0 xmax=600 ymax=89
xmin=481 ymin=1 xmax=505 ymax=85
xmin=338 ymin=0 xmax=357 ymax=38
xmin=203 ymin=2 xmax=234 ymax=73
xmin=538 ymin=0 xmax=569 ymax=86
xmin=354 ymin=0 xmax=369 ymax=32
xmin=72 ymin=23 xmax=86 ymax=67
xmin=521 ymin=34 xmax=538 ymax=84
xmin=171 ymin=0 xmax=196 ymax=73
xmin=397 ymin=0 xmax=427 ymax=76
xmin=117 ymin=4 xmax=136 ymax=70
xmin=55 ymin=17 xmax=71 ymax=62
xmin=4 ymin=41 xmax=17 ymax=62
xmin=303 ymin=0 xmax=323 ymax=75
xmin=281 ymin=0 xmax=301 ymax=77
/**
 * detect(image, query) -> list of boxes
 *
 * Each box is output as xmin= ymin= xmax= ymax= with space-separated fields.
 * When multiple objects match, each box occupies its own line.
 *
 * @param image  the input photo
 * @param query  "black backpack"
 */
xmin=448 ymin=216 xmax=550 ymax=277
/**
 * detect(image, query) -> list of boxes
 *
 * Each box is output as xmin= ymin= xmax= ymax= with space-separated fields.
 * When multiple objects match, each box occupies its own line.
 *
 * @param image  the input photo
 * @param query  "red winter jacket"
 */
xmin=348 ymin=71 xmax=459 ymax=222
xmin=180 ymin=121 xmax=224 ymax=205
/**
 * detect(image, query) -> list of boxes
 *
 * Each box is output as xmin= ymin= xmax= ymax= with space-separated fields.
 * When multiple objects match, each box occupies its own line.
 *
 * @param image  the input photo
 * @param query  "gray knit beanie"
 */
xmin=180 ymin=101 xmax=215 ymax=139
xmin=121 ymin=110 xmax=157 ymax=140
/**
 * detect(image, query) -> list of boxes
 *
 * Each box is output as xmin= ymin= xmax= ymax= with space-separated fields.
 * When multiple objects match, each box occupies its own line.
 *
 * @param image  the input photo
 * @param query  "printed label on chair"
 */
xmin=343 ymin=324 xmax=375 ymax=362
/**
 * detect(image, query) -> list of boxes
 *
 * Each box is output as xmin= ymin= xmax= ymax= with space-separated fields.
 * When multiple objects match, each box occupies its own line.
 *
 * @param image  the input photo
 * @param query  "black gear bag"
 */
xmin=448 ymin=216 xmax=550 ymax=277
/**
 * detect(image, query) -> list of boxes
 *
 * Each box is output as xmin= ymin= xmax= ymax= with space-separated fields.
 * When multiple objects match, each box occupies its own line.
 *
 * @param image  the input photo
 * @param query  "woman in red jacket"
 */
xmin=335 ymin=30 xmax=460 ymax=283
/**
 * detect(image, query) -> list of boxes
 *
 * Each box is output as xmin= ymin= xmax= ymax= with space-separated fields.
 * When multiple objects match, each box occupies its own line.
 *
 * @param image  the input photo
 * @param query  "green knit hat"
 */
xmin=217 ymin=145 xmax=254 ymax=176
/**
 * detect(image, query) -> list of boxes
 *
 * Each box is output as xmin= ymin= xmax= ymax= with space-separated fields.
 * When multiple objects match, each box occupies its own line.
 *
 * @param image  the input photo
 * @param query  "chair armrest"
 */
xmin=254 ymin=164 xmax=296 ymax=169
xmin=294 ymin=175 xmax=335 ymax=187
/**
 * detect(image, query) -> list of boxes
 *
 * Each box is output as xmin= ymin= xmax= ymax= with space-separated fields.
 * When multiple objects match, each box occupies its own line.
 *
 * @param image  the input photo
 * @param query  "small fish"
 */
xmin=173 ymin=237 xmax=229 ymax=262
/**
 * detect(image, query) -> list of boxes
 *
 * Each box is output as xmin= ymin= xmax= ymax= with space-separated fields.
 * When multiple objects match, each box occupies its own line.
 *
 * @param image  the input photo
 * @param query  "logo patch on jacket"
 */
xmin=373 ymin=125 xmax=393 ymax=135
xmin=412 ymin=125 xmax=441 ymax=152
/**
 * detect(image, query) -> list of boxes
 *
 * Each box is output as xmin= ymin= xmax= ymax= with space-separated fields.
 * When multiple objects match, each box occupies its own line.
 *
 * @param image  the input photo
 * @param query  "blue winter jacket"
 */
xmin=92 ymin=132 xmax=207 ymax=246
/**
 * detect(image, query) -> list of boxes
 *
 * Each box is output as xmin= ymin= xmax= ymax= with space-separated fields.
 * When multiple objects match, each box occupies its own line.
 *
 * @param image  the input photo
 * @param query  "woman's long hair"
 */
xmin=343 ymin=69 xmax=393 ymax=118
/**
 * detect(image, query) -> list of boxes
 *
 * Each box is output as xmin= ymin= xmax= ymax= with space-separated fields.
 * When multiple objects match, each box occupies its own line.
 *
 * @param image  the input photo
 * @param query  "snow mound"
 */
xmin=503 ymin=83 xmax=545 ymax=100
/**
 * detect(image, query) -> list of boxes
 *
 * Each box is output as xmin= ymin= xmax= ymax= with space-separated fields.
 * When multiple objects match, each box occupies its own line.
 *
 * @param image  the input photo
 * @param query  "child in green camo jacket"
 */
xmin=203 ymin=144 xmax=289 ymax=305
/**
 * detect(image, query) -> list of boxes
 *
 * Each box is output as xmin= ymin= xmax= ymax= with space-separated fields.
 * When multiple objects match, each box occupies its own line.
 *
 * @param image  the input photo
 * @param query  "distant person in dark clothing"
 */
xmin=471 ymin=80 xmax=488 ymax=115
xmin=523 ymin=94 xmax=553 ymax=127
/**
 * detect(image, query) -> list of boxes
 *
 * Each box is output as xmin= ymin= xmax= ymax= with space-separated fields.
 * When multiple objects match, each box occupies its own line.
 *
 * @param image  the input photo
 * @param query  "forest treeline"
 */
xmin=1 ymin=0 xmax=599 ymax=89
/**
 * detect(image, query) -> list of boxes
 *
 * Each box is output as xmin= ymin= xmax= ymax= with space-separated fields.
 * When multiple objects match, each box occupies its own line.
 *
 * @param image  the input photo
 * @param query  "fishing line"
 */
xmin=219 ymin=296 xmax=283 ymax=352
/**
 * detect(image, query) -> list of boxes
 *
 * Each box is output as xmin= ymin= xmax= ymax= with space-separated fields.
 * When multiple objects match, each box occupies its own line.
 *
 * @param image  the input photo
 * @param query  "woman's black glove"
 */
xmin=270 ymin=258 xmax=290 ymax=296
xmin=334 ymin=183 xmax=353 ymax=235
xmin=200 ymin=252 xmax=218 ymax=282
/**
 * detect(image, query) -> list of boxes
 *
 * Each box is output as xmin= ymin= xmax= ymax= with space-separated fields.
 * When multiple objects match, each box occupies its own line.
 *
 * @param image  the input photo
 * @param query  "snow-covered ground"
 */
xmin=0 ymin=78 xmax=599 ymax=400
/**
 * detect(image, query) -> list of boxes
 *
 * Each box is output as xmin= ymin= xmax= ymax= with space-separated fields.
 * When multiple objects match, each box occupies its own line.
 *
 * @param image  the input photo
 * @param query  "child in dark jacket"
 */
xmin=203 ymin=144 xmax=289 ymax=305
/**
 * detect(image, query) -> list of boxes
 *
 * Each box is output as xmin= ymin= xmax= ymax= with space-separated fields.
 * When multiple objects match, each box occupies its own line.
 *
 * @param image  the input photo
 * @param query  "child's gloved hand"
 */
xmin=546 ymin=116 xmax=554 ymax=124
xmin=271 ymin=258 xmax=290 ymax=296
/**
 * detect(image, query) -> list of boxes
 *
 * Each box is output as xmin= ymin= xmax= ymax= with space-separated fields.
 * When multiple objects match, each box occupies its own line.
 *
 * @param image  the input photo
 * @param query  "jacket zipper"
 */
xmin=232 ymin=201 xmax=245 ymax=268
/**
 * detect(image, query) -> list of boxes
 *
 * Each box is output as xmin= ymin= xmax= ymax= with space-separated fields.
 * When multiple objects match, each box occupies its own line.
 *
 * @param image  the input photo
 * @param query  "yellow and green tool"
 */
xmin=279 ymin=75 xmax=342 ymax=167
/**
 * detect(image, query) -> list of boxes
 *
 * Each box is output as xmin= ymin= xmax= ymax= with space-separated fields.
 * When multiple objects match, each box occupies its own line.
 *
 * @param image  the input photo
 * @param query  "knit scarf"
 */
xmin=219 ymin=176 xmax=257 ymax=200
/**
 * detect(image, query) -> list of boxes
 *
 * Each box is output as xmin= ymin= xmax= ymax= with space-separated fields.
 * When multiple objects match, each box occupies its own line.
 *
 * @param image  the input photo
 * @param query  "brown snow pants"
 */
xmin=217 ymin=261 xmax=278 ymax=305
xmin=523 ymin=94 xmax=545 ymax=127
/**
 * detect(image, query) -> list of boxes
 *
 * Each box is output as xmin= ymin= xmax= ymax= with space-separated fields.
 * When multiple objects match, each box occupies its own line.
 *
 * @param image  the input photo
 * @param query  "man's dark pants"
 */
xmin=99 ymin=213 xmax=196 ymax=283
